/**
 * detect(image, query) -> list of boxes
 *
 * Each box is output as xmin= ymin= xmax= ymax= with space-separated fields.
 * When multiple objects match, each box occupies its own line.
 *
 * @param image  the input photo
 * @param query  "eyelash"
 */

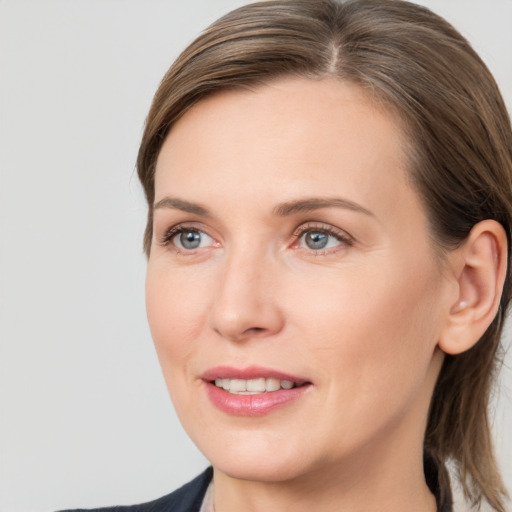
xmin=292 ymin=223 xmax=354 ymax=255
xmin=157 ymin=222 xmax=354 ymax=255
xmin=157 ymin=224 xmax=212 ymax=254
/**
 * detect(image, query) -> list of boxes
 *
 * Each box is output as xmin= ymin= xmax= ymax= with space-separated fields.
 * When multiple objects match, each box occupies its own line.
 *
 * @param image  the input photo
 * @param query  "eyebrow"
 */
xmin=273 ymin=197 xmax=374 ymax=217
xmin=153 ymin=195 xmax=373 ymax=218
xmin=153 ymin=197 xmax=211 ymax=217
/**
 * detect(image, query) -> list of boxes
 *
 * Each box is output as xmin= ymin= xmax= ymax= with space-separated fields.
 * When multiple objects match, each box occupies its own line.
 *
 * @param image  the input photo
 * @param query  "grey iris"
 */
xmin=180 ymin=230 xmax=201 ymax=249
xmin=305 ymin=231 xmax=328 ymax=250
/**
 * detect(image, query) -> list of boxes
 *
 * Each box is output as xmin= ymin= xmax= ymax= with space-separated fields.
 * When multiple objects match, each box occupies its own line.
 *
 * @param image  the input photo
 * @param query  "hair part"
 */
xmin=137 ymin=1 xmax=512 ymax=509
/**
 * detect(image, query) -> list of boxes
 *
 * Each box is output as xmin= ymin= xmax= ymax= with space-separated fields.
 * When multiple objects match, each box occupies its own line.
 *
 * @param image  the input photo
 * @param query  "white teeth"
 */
xmin=246 ymin=378 xmax=266 ymax=392
xmin=230 ymin=379 xmax=246 ymax=392
xmin=265 ymin=378 xmax=280 ymax=392
xmin=281 ymin=380 xmax=294 ymax=389
xmin=213 ymin=377 xmax=298 ymax=394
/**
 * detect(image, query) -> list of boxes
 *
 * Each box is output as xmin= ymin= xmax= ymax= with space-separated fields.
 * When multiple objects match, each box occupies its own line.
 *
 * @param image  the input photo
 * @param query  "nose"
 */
xmin=209 ymin=248 xmax=285 ymax=342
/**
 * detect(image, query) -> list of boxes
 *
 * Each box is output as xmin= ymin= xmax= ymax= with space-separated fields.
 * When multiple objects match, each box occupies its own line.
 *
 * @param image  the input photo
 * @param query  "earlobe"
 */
xmin=438 ymin=220 xmax=508 ymax=356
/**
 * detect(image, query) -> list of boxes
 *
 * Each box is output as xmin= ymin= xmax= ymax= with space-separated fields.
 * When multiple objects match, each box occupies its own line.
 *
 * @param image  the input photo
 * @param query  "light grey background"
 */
xmin=1 ymin=1 xmax=511 ymax=511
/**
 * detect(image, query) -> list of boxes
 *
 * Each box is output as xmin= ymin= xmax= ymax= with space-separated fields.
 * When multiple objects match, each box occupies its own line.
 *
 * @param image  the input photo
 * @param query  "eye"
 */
xmin=173 ymin=228 xmax=213 ymax=250
xmin=294 ymin=224 xmax=353 ymax=253
xmin=301 ymin=231 xmax=335 ymax=250
xmin=157 ymin=224 xmax=217 ymax=253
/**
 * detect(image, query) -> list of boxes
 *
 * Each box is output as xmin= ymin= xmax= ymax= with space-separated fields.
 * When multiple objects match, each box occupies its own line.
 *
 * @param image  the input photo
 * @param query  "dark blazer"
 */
xmin=60 ymin=467 xmax=213 ymax=512
xmin=60 ymin=461 xmax=452 ymax=512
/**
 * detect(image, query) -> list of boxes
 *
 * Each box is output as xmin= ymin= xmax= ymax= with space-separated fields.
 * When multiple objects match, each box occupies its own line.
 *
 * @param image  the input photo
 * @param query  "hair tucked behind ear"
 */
xmin=137 ymin=1 xmax=512 ymax=509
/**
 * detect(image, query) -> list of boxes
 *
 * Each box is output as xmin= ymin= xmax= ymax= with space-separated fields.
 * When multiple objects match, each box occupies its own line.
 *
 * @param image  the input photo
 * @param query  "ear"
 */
xmin=438 ymin=220 xmax=508 ymax=355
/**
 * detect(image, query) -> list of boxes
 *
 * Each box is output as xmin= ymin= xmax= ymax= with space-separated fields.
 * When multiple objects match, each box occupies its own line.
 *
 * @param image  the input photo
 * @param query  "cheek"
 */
xmin=145 ymin=264 xmax=212 ymax=375
xmin=290 ymin=257 xmax=443 ymax=398
xmin=284 ymin=262 xmax=444 ymax=455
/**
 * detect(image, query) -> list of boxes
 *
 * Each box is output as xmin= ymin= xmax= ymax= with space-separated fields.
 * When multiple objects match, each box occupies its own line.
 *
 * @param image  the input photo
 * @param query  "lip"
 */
xmin=201 ymin=365 xmax=312 ymax=417
xmin=201 ymin=365 xmax=309 ymax=384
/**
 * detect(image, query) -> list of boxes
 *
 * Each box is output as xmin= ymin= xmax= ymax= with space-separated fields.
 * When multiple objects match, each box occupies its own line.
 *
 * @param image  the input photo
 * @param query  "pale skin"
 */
xmin=146 ymin=78 xmax=507 ymax=512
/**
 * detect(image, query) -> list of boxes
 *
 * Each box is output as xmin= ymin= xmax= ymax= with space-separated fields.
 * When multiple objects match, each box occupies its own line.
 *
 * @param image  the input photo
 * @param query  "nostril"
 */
xmin=245 ymin=327 xmax=265 ymax=335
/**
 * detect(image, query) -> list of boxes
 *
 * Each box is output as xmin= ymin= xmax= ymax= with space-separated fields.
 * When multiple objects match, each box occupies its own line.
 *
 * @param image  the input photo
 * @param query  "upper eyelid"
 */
xmin=156 ymin=223 xmax=210 ymax=246
xmin=160 ymin=221 xmax=214 ymax=237
xmin=293 ymin=222 xmax=353 ymax=240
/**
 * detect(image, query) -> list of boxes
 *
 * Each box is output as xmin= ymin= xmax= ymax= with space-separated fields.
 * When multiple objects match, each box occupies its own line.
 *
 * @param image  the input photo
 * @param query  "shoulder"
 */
xmin=58 ymin=467 xmax=213 ymax=512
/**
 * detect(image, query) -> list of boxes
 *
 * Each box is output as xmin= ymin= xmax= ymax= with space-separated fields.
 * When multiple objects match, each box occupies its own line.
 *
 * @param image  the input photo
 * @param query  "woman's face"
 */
xmin=146 ymin=78 xmax=455 ymax=483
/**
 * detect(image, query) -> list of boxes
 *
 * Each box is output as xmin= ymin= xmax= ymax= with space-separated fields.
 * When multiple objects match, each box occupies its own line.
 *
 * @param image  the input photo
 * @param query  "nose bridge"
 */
xmin=209 ymin=241 xmax=283 ymax=341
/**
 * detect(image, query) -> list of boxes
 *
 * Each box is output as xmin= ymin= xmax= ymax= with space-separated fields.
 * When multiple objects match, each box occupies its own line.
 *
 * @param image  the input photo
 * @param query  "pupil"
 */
xmin=180 ymin=230 xmax=201 ymax=249
xmin=306 ymin=232 xmax=328 ymax=249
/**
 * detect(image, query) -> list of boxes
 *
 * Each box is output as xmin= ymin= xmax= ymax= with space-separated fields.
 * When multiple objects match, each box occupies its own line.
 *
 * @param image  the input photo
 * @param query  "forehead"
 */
xmin=154 ymin=77 xmax=412 ymax=217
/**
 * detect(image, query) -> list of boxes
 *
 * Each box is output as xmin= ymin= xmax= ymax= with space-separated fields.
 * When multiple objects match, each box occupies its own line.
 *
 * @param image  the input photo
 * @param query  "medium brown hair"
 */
xmin=137 ymin=1 xmax=512 ymax=509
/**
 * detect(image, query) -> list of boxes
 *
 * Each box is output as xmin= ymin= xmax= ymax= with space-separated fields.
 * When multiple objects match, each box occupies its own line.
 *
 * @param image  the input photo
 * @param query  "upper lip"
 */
xmin=201 ymin=365 xmax=310 ymax=385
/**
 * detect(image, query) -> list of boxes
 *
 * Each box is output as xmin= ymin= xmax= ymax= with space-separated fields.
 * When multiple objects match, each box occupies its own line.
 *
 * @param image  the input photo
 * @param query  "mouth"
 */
xmin=201 ymin=366 xmax=312 ymax=416
xmin=212 ymin=377 xmax=302 ymax=394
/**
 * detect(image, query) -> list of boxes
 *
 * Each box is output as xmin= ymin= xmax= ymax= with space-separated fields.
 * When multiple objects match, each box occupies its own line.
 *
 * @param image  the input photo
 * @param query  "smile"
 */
xmin=202 ymin=366 xmax=312 ymax=416
xmin=213 ymin=377 xmax=297 ymax=394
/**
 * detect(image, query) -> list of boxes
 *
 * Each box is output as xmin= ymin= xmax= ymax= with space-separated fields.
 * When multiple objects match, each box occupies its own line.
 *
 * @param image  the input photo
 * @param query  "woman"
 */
xmin=64 ymin=0 xmax=511 ymax=511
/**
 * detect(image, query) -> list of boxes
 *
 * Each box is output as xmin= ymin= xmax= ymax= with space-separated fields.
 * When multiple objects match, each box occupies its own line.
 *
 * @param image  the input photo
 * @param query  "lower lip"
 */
xmin=204 ymin=381 xmax=311 ymax=416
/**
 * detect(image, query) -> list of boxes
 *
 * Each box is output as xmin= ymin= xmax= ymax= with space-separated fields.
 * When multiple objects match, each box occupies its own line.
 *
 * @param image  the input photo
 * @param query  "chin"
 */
xmin=189 ymin=432 xmax=308 ymax=482
xmin=192 ymin=428 xmax=321 ymax=483
xmin=214 ymin=454 xmax=313 ymax=483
